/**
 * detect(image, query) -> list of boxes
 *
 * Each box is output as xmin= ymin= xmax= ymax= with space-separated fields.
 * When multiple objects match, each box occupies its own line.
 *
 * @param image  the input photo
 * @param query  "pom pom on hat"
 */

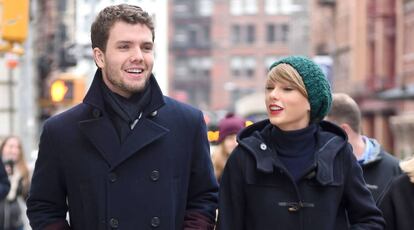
xmin=269 ymin=56 xmax=332 ymax=122
xmin=217 ymin=113 xmax=246 ymax=143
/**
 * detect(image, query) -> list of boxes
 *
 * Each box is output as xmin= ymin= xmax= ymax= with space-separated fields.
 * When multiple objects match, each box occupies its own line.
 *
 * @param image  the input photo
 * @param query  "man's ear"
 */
xmin=340 ymin=123 xmax=353 ymax=134
xmin=93 ymin=48 xmax=105 ymax=68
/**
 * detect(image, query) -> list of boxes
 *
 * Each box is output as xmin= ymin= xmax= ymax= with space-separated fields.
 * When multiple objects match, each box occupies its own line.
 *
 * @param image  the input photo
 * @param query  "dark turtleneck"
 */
xmin=100 ymin=78 xmax=152 ymax=143
xmin=270 ymin=123 xmax=318 ymax=182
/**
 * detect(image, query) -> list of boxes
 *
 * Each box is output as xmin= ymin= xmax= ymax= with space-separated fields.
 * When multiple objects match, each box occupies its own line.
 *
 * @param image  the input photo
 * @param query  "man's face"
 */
xmin=93 ymin=21 xmax=154 ymax=98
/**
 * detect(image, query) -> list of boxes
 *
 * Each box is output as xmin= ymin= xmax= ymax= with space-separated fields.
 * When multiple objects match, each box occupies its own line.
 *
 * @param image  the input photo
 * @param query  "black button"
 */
xmin=109 ymin=172 xmax=117 ymax=183
xmin=93 ymin=109 xmax=101 ymax=118
xmin=150 ymin=170 xmax=160 ymax=181
xmin=151 ymin=216 xmax=160 ymax=227
xmin=110 ymin=218 xmax=119 ymax=228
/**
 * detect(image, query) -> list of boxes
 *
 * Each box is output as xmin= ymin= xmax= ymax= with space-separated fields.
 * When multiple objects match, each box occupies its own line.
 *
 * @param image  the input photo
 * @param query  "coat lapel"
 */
xmin=112 ymin=118 xmax=169 ymax=169
xmin=79 ymin=116 xmax=121 ymax=166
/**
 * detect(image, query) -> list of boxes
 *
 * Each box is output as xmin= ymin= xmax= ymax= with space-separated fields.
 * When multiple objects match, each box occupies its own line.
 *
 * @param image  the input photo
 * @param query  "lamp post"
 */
xmin=6 ymin=53 xmax=18 ymax=134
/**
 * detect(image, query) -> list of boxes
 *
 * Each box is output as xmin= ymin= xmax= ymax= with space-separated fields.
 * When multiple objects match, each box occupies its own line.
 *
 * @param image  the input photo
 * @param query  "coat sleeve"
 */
xmin=183 ymin=111 xmax=219 ymax=230
xmin=342 ymin=144 xmax=385 ymax=229
xmin=0 ymin=160 xmax=10 ymax=200
xmin=26 ymin=122 xmax=71 ymax=230
xmin=217 ymin=149 xmax=245 ymax=230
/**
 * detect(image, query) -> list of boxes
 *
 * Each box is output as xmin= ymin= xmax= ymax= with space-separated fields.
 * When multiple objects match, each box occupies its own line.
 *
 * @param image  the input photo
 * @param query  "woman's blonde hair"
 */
xmin=267 ymin=63 xmax=308 ymax=98
xmin=400 ymin=157 xmax=414 ymax=182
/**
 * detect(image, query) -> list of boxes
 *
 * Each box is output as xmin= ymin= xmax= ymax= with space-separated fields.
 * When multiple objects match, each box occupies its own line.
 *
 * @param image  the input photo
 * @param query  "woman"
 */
xmin=0 ymin=136 xmax=30 ymax=230
xmin=380 ymin=157 xmax=414 ymax=230
xmin=217 ymin=56 xmax=385 ymax=229
xmin=212 ymin=113 xmax=246 ymax=183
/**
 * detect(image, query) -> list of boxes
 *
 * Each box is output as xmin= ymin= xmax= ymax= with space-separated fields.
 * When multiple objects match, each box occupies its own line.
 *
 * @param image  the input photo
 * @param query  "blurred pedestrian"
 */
xmin=211 ymin=113 xmax=246 ymax=183
xmin=27 ymin=4 xmax=218 ymax=230
xmin=0 ymin=150 xmax=10 ymax=201
xmin=217 ymin=56 xmax=384 ymax=229
xmin=0 ymin=136 xmax=30 ymax=230
xmin=379 ymin=157 xmax=414 ymax=230
xmin=325 ymin=93 xmax=402 ymax=205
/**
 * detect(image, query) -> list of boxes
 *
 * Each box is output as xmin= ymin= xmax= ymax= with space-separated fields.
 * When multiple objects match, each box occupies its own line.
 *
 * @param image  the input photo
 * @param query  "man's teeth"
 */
xmin=126 ymin=69 xmax=143 ymax=73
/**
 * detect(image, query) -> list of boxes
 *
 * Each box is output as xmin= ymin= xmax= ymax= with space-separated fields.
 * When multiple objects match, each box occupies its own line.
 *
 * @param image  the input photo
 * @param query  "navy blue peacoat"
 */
xmin=217 ymin=120 xmax=385 ymax=230
xmin=27 ymin=70 xmax=219 ymax=230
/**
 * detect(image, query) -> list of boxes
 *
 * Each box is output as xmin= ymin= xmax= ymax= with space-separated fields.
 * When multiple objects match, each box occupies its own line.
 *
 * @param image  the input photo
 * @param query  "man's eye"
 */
xmin=118 ymin=45 xmax=129 ymax=49
xmin=143 ymin=46 xmax=153 ymax=52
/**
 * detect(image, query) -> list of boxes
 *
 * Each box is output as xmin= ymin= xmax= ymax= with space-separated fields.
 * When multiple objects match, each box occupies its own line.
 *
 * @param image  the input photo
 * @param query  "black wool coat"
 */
xmin=380 ymin=173 xmax=414 ymax=230
xmin=27 ymin=70 xmax=218 ymax=230
xmin=217 ymin=120 xmax=385 ymax=230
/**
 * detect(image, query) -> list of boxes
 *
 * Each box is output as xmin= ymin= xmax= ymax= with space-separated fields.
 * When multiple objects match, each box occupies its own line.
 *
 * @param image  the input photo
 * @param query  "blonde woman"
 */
xmin=380 ymin=157 xmax=414 ymax=230
xmin=0 ymin=136 xmax=30 ymax=230
xmin=217 ymin=56 xmax=384 ymax=229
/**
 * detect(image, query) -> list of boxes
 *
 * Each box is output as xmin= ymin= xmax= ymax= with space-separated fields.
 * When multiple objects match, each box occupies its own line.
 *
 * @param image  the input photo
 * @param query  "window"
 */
xmin=174 ymin=28 xmax=188 ymax=45
xmin=198 ymin=0 xmax=213 ymax=16
xmin=230 ymin=0 xmax=258 ymax=15
xmin=266 ymin=24 xmax=289 ymax=43
xmin=281 ymin=24 xmax=289 ymax=42
xmin=265 ymin=0 xmax=292 ymax=15
xmin=231 ymin=56 xmax=256 ymax=78
xmin=266 ymin=24 xmax=276 ymax=43
xmin=231 ymin=25 xmax=242 ymax=43
xmin=231 ymin=24 xmax=256 ymax=44
xmin=246 ymin=25 xmax=256 ymax=43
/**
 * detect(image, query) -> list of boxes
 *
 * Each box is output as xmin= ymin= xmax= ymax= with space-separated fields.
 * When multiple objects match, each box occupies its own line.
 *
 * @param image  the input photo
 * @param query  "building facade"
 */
xmin=169 ymin=0 xmax=308 ymax=120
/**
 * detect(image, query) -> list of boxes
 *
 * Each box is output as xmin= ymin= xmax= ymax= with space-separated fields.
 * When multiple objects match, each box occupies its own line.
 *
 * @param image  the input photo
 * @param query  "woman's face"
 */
xmin=265 ymin=78 xmax=310 ymax=131
xmin=2 ymin=137 xmax=21 ymax=162
xmin=222 ymin=134 xmax=238 ymax=155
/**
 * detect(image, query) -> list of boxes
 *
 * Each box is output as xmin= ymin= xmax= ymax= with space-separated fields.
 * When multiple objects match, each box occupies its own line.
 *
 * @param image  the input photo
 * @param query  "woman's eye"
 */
xmin=283 ymin=87 xmax=294 ymax=91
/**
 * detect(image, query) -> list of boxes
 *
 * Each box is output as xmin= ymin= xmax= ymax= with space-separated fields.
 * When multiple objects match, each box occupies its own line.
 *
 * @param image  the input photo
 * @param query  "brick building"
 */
xmin=168 ymin=0 xmax=307 ymax=119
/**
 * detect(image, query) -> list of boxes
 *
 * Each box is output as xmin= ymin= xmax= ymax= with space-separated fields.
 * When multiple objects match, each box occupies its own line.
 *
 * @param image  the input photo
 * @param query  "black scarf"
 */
xmin=100 ymin=78 xmax=152 ymax=143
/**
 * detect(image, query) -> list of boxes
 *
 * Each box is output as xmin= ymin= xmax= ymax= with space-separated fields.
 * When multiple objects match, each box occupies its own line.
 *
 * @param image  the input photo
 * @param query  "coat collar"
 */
xmin=83 ymin=69 xmax=165 ymax=116
xmin=79 ymin=69 xmax=168 ymax=169
xmin=238 ymin=120 xmax=347 ymax=185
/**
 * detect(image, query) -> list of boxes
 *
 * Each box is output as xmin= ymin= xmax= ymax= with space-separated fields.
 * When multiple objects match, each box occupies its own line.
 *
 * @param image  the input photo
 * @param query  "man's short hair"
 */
xmin=327 ymin=93 xmax=361 ymax=133
xmin=91 ymin=4 xmax=155 ymax=52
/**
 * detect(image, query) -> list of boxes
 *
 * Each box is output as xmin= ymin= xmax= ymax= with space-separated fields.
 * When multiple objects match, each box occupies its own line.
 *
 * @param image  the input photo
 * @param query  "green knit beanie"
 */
xmin=269 ymin=56 xmax=332 ymax=122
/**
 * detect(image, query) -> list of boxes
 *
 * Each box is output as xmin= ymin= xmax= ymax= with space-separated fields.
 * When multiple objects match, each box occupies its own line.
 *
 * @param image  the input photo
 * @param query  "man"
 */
xmin=325 ymin=93 xmax=401 ymax=205
xmin=27 ymin=4 xmax=218 ymax=230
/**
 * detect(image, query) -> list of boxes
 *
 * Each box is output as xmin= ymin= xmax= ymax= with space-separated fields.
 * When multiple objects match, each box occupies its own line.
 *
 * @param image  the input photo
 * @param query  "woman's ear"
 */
xmin=93 ymin=48 xmax=105 ymax=68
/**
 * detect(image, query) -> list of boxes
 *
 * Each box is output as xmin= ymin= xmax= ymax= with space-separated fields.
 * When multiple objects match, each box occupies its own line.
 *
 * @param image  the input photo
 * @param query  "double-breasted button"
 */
xmin=150 ymin=110 xmax=158 ymax=117
xmin=150 ymin=170 xmax=160 ymax=181
xmin=151 ymin=216 xmax=160 ymax=227
xmin=92 ymin=109 xmax=101 ymax=118
xmin=109 ymin=218 xmax=119 ymax=228
xmin=109 ymin=172 xmax=117 ymax=183
xmin=260 ymin=143 xmax=267 ymax=150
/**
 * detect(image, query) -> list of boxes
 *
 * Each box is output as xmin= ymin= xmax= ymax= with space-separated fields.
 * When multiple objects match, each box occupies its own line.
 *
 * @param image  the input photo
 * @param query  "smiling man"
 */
xmin=27 ymin=4 xmax=218 ymax=230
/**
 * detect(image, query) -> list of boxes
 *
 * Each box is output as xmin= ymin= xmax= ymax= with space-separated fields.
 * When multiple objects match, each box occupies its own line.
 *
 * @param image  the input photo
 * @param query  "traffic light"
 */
xmin=1 ymin=0 xmax=29 ymax=43
xmin=49 ymin=73 xmax=86 ymax=106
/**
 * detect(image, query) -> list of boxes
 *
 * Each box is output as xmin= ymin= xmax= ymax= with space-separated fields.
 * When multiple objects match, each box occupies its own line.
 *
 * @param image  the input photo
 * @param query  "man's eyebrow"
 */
xmin=115 ymin=40 xmax=133 ymax=44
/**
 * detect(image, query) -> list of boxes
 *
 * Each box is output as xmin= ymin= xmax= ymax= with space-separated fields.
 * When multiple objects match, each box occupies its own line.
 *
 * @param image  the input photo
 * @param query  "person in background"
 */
xmin=27 ymin=4 xmax=218 ymax=229
xmin=0 ymin=149 xmax=10 ymax=201
xmin=325 ymin=93 xmax=402 ymax=205
xmin=0 ymin=136 xmax=30 ymax=230
xmin=212 ymin=113 xmax=246 ymax=183
xmin=217 ymin=56 xmax=384 ymax=229
xmin=379 ymin=157 xmax=414 ymax=230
